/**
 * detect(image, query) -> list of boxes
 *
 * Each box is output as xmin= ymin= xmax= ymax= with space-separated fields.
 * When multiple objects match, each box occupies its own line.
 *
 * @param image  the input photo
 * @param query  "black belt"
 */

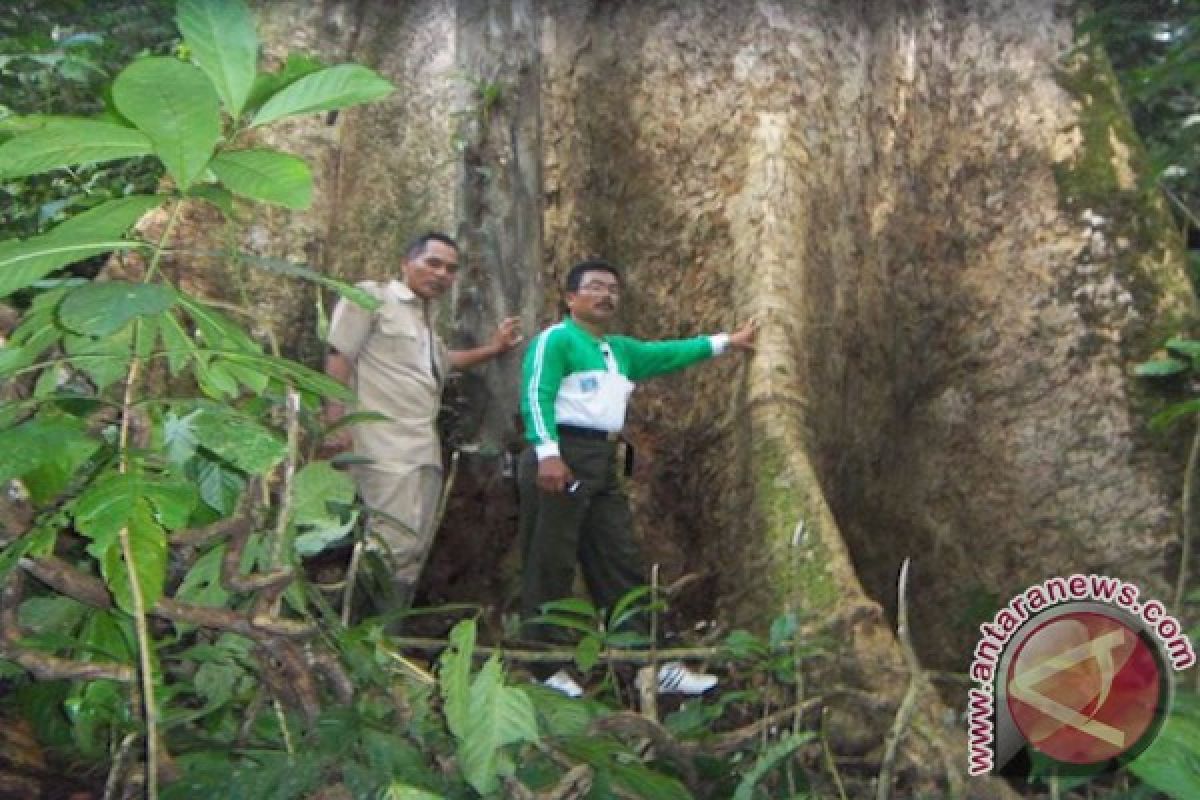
xmin=558 ymin=424 xmax=621 ymax=442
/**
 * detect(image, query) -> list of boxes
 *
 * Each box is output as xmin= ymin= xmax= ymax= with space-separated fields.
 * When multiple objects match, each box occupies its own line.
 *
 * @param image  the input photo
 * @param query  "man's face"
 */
xmin=566 ymin=269 xmax=620 ymax=327
xmin=402 ymin=240 xmax=459 ymax=300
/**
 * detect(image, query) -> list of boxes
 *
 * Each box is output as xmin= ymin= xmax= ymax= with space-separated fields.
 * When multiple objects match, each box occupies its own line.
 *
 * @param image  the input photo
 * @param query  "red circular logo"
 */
xmin=1005 ymin=611 xmax=1164 ymax=765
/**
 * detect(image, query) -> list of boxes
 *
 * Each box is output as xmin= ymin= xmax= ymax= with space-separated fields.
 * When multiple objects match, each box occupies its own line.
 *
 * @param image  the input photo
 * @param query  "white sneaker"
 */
xmin=655 ymin=662 xmax=718 ymax=695
xmin=542 ymin=669 xmax=584 ymax=698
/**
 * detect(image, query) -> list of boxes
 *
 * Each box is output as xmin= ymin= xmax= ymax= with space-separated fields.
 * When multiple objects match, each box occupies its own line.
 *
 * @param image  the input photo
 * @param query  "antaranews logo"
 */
xmin=967 ymin=574 xmax=1195 ymax=776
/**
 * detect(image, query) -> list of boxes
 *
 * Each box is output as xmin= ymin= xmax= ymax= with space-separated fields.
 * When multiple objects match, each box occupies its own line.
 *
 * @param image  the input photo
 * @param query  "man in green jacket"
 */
xmin=519 ymin=259 xmax=757 ymax=696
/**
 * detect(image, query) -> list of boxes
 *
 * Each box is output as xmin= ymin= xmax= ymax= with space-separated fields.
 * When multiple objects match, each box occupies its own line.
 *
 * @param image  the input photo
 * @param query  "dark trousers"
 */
xmin=517 ymin=437 xmax=647 ymax=643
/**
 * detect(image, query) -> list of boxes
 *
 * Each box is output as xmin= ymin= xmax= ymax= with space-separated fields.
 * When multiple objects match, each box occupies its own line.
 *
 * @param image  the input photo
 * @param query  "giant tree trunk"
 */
xmin=211 ymin=0 xmax=1192 ymax=794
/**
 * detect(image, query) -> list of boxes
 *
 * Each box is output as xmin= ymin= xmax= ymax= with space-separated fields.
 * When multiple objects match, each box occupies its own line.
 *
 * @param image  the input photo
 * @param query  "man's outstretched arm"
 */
xmin=449 ymin=316 xmax=524 ymax=369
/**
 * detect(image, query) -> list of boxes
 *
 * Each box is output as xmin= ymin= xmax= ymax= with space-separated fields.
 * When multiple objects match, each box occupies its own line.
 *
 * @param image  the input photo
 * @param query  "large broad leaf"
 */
xmin=245 ymin=53 xmax=325 ymax=114
xmin=209 ymin=149 xmax=312 ymax=210
xmin=1127 ymin=691 xmax=1200 ymax=800
xmin=63 ymin=327 xmax=134 ymax=391
xmin=238 ymin=253 xmax=380 ymax=310
xmin=176 ymin=0 xmax=258 ymax=118
xmin=439 ymin=620 xmax=476 ymax=740
xmin=50 ymin=195 xmax=163 ymax=241
xmin=0 ymin=415 xmax=99 ymax=497
xmin=0 ymin=195 xmax=161 ymax=298
xmin=250 ymin=64 xmax=394 ymax=128
xmin=58 ymin=281 xmax=176 ymax=336
xmin=189 ymin=405 xmax=286 ymax=474
xmin=193 ymin=456 xmax=247 ymax=515
xmin=176 ymin=293 xmax=261 ymax=353
xmin=112 ymin=57 xmax=220 ymax=190
xmin=219 ymin=351 xmax=353 ymax=400
xmin=99 ymin=498 xmax=168 ymax=613
xmin=0 ymin=118 xmax=152 ymax=180
xmin=74 ymin=470 xmax=197 ymax=556
xmin=291 ymin=461 xmax=357 ymax=556
xmin=458 ymin=656 xmax=540 ymax=795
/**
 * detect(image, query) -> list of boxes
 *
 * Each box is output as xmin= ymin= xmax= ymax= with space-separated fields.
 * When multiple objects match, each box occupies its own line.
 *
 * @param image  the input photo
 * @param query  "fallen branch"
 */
xmin=387 ymin=637 xmax=731 ymax=664
xmin=588 ymin=712 xmax=698 ymax=788
xmin=171 ymin=477 xmax=261 ymax=549
xmin=1 ymin=570 xmax=134 ymax=682
xmin=22 ymin=554 xmax=314 ymax=639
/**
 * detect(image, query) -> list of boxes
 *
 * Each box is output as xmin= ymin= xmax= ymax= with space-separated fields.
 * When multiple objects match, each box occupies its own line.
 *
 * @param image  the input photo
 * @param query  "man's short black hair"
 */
xmin=565 ymin=259 xmax=622 ymax=292
xmin=405 ymin=231 xmax=459 ymax=262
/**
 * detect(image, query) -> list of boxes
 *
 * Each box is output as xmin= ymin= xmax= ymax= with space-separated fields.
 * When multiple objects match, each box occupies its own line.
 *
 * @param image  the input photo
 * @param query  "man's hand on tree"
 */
xmin=491 ymin=316 xmax=525 ymax=354
xmin=729 ymin=318 xmax=759 ymax=351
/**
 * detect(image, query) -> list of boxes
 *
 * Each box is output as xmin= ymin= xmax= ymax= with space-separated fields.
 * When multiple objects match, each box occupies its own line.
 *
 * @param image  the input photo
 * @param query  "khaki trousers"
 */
xmin=356 ymin=464 xmax=443 ymax=605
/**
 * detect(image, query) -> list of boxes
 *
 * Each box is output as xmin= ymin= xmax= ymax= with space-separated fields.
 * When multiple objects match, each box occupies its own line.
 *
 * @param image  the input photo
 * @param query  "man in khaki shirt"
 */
xmin=324 ymin=232 xmax=521 ymax=611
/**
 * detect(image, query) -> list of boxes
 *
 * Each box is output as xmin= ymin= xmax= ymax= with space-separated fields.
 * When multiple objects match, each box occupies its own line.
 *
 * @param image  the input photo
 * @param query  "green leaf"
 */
xmin=143 ymin=476 xmax=198 ymax=531
xmin=62 ymin=327 xmax=134 ymax=391
xmin=293 ymin=516 xmax=356 ymax=556
xmin=176 ymin=0 xmax=258 ymax=118
xmin=440 ymin=619 xmax=475 ymax=736
xmin=1126 ymin=691 xmax=1200 ymax=800
xmin=1165 ymin=337 xmax=1200 ymax=359
xmin=100 ymin=498 xmax=167 ymax=613
xmin=245 ymin=53 xmax=326 ymax=113
xmin=380 ymin=785 xmax=446 ymax=800
xmin=112 ymin=57 xmax=220 ymax=189
xmin=732 ymin=731 xmax=813 ymax=800
xmin=0 ymin=414 xmax=100 ymax=502
xmin=291 ymin=461 xmax=358 ymax=555
xmin=0 ymin=240 xmax=147 ymax=300
xmin=575 ymin=634 xmax=602 ymax=673
xmin=560 ymin=736 xmax=692 ymax=800
xmin=250 ymin=64 xmax=394 ymax=128
xmin=219 ymin=359 xmax=269 ymax=395
xmin=291 ymin=461 xmax=355 ymax=525
xmin=609 ymin=585 xmax=661 ymax=631
xmin=1134 ymin=357 xmax=1188 ymax=377
xmin=0 ymin=118 xmax=152 ymax=180
xmin=521 ymin=685 xmax=596 ymax=737
xmin=186 ymin=184 xmax=236 ymax=218
xmin=186 ymin=452 xmax=246 ymax=514
xmin=0 ymin=298 xmax=64 ymax=378
xmin=189 ymin=405 xmax=286 ymax=473
xmin=0 ymin=528 xmax=55 ymax=586
xmin=17 ymin=596 xmax=88 ymax=636
xmin=0 ymin=195 xmax=161 ymax=298
xmin=58 ymin=281 xmax=176 ymax=336
xmin=724 ymin=629 xmax=768 ymax=660
xmin=159 ymin=314 xmax=196 ymax=376
xmin=1150 ymin=398 xmax=1200 ymax=431
xmin=74 ymin=471 xmax=140 ymax=552
xmin=238 ymin=253 xmax=381 ymax=310
xmin=458 ymin=655 xmax=539 ymax=795
xmin=51 ymin=195 xmax=163 ymax=241
xmin=210 ymin=149 xmax=312 ymax=210
xmin=176 ymin=293 xmax=261 ymax=353
xmin=174 ymin=544 xmax=231 ymax=612
xmin=769 ymin=610 xmax=799 ymax=650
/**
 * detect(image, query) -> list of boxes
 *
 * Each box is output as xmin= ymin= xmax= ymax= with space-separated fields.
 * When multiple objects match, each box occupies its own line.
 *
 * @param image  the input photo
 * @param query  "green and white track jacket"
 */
xmin=521 ymin=317 xmax=729 ymax=459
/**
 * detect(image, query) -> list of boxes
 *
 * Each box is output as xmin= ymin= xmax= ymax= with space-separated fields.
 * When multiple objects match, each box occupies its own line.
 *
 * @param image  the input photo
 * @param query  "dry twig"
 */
xmin=876 ymin=557 xmax=921 ymax=800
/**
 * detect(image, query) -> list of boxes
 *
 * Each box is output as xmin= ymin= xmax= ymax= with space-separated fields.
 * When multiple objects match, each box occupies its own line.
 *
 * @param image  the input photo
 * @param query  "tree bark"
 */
xmin=217 ymin=1 xmax=1193 ymax=794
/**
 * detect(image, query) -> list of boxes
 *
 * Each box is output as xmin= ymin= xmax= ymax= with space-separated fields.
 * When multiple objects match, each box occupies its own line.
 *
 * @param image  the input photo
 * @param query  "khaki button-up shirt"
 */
xmin=328 ymin=280 xmax=448 ymax=470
